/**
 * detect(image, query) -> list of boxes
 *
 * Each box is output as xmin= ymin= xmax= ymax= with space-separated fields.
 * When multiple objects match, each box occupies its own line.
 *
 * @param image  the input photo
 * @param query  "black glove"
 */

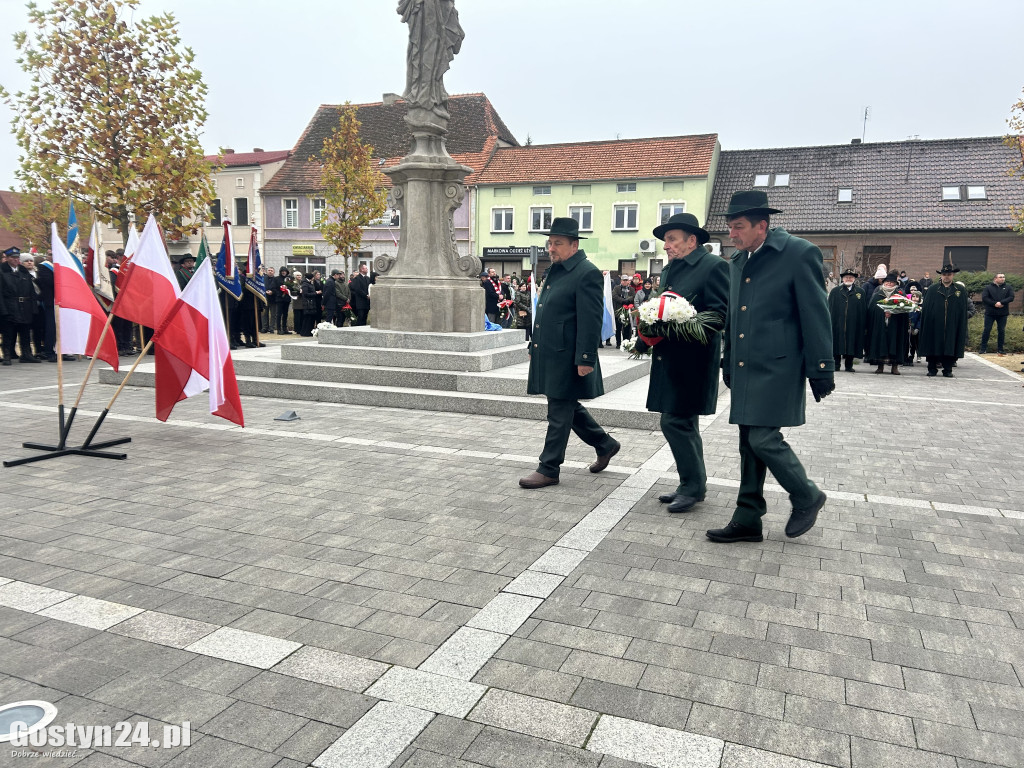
xmin=722 ymin=373 xmax=731 ymax=389
xmin=810 ymin=377 xmax=835 ymax=403
xmin=634 ymin=338 xmax=649 ymax=355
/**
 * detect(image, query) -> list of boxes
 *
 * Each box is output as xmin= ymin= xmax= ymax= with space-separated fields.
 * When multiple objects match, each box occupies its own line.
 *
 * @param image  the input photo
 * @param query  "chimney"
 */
xmin=253 ymin=147 xmax=264 ymax=153
xmin=383 ymin=92 xmax=400 ymax=106
xmin=850 ymin=139 xmax=861 ymax=145
xmin=223 ymin=148 xmax=235 ymax=154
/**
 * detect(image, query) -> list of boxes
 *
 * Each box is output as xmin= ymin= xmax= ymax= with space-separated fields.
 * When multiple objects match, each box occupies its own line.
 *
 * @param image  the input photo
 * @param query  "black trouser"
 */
xmin=354 ymin=308 xmax=370 ymax=327
xmin=31 ymin=305 xmax=46 ymax=355
xmin=834 ymin=355 xmax=855 ymax=371
xmin=979 ymin=314 xmax=1007 ymax=353
xmin=259 ymin=303 xmax=271 ymax=333
xmin=298 ymin=311 xmax=316 ymax=336
xmin=112 ymin=315 xmax=133 ymax=351
xmin=615 ymin=316 xmax=632 ymax=347
xmin=272 ymin=302 xmax=289 ymax=334
xmin=333 ymin=308 xmax=349 ymax=327
xmin=661 ymin=412 xmax=705 ymax=498
xmin=927 ymin=355 xmax=955 ymax=375
xmin=732 ymin=425 xmax=819 ymax=529
xmin=537 ymin=397 xmax=616 ymax=478
xmin=908 ymin=334 xmax=920 ymax=361
xmin=41 ymin=302 xmax=56 ymax=358
xmin=2 ymin=320 xmax=33 ymax=360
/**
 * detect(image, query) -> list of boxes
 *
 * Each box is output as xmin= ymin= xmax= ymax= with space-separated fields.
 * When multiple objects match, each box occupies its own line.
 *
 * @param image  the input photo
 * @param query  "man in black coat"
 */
xmin=350 ymin=264 xmax=376 ymax=327
xmin=919 ymin=264 xmax=968 ymax=377
xmin=979 ymin=273 xmax=1015 ymax=355
xmin=323 ymin=270 xmax=341 ymax=325
xmin=828 ymin=268 xmax=867 ymax=372
xmin=480 ymin=271 xmax=500 ymax=323
xmin=611 ymin=274 xmax=635 ymax=348
xmin=0 ymin=247 xmax=40 ymax=364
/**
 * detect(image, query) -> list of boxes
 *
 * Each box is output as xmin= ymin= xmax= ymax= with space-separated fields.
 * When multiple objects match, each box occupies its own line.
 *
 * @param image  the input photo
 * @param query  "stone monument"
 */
xmin=370 ymin=0 xmax=484 ymax=332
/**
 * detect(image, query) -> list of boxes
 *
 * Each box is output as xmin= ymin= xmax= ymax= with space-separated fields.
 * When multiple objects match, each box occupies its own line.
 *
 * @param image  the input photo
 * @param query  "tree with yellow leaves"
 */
xmin=315 ymin=104 xmax=387 ymax=260
xmin=0 ymin=0 xmax=215 ymax=242
xmin=1006 ymin=86 xmax=1024 ymax=234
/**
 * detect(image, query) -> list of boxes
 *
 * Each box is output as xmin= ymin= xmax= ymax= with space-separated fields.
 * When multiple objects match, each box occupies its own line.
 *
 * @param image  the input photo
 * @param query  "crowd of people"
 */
xmin=252 ymin=263 xmax=377 ymax=338
xmin=0 ymin=246 xmax=75 ymax=365
xmin=829 ymin=262 xmax=1012 ymax=377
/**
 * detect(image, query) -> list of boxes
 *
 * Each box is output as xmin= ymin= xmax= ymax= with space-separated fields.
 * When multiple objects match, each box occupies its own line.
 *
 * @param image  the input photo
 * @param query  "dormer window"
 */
xmin=941 ymin=186 xmax=962 ymax=201
xmin=753 ymin=174 xmax=770 ymax=187
xmin=773 ymin=173 xmax=790 ymax=187
xmin=966 ymin=185 xmax=987 ymax=200
xmin=838 ymin=188 xmax=853 ymax=203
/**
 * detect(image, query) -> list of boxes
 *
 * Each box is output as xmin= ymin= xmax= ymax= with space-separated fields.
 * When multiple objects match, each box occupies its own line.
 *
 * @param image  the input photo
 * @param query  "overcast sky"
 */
xmin=0 ymin=0 xmax=1021 ymax=189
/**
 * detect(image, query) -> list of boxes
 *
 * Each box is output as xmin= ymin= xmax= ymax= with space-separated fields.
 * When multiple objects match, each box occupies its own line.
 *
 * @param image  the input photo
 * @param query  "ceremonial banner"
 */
xmin=244 ymin=226 xmax=267 ymax=304
xmin=601 ymin=270 xmax=615 ymax=342
xmin=65 ymin=201 xmax=85 ymax=276
xmin=215 ymin=220 xmax=242 ymax=299
xmin=111 ymin=214 xmax=181 ymax=328
xmin=87 ymin=221 xmax=114 ymax=301
xmin=153 ymin=257 xmax=244 ymax=426
xmin=50 ymin=222 xmax=119 ymax=370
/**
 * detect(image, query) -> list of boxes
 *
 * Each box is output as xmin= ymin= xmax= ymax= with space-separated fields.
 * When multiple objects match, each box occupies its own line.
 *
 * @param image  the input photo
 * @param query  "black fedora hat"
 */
xmin=541 ymin=217 xmax=587 ymax=240
xmin=884 ymin=270 xmax=900 ymax=284
xmin=937 ymin=264 xmax=961 ymax=274
xmin=720 ymin=190 xmax=783 ymax=218
xmin=839 ymin=268 xmax=858 ymax=278
xmin=653 ymin=212 xmax=710 ymax=245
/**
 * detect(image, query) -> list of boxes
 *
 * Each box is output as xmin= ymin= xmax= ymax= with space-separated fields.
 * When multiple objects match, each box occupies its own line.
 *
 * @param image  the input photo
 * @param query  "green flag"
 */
xmin=194 ymin=230 xmax=211 ymax=270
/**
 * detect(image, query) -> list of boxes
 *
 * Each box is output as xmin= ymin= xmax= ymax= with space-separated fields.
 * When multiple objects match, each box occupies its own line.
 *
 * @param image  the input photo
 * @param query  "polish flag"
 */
xmin=124 ymin=223 xmax=140 ymax=259
xmin=111 ymin=214 xmax=180 ymax=328
xmin=50 ymin=223 xmax=119 ymax=370
xmin=152 ymin=257 xmax=244 ymax=426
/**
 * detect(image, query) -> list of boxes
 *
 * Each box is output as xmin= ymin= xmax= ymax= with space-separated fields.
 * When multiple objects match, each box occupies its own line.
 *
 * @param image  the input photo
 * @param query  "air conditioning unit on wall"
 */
xmin=638 ymin=238 xmax=656 ymax=253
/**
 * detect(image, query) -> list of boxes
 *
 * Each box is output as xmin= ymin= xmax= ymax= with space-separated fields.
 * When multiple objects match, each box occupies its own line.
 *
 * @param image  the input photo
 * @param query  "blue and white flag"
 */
xmin=215 ymin=220 xmax=242 ymax=300
xmin=65 ymin=201 xmax=85 ymax=277
xmin=243 ymin=226 xmax=267 ymax=304
xmin=601 ymin=271 xmax=615 ymax=342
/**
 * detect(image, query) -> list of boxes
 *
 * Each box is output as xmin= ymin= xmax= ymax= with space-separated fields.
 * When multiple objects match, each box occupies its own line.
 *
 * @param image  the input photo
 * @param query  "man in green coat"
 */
xmin=828 ymin=268 xmax=866 ymax=372
xmin=520 ymin=218 xmax=619 ymax=489
xmin=637 ymin=213 xmax=729 ymax=513
xmin=918 ymin=263 xmax=968 ymax=378
xmin=708 ymin=191 xmax=834 ymax=544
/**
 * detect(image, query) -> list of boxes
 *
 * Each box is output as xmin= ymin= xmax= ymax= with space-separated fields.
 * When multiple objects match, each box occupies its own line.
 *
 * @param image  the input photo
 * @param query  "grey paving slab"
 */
xmin=587 ymin=715 xmax=724 ymax=768
xmin=467 ymin=689 xmax=597 ymax=747
xmin=184 ymin=626 xmax=301 ymax=669
xmin=37 ymin=594 xmax=144 ymax=630
xmin=0 ymin=580 xmax=74 ymax=612
xmin=272 ymin=645 xmax=389 ymax=692
xmin=110 ymin=610 xmax=218 ymax=648
xmin=418 ymin=627 xmax=510 ymax=681
xmin=367 ymin=666 xmax=487 ymax=718
xmin=466 ymin=593 xmax=543 ymax=635
xmin=313 ymin=701 xmax=435 ymax=768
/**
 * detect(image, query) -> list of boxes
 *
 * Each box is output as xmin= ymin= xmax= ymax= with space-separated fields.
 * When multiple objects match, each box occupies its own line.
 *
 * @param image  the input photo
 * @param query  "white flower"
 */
xmin=637 ymin=293 xmax=697 ymax=325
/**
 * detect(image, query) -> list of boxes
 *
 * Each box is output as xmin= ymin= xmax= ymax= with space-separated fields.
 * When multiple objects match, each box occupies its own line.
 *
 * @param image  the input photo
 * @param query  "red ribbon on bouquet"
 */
xmin=638 ymin=333 xmax=664 ymax=347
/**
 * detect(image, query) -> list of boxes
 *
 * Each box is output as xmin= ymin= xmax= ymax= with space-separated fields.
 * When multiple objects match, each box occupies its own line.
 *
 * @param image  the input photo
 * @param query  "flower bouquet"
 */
xmin=311 ymin=321 xmax=336 ymax=337
xmin=616 ymin=304 xmax=634 ymax=325
xmin=875 ymin=293 xmax=918 ymax=314
xmin=622 ymin=337 xmax=652 ymax=359
xmin=635 ymin=291 xmax=721 ymax=346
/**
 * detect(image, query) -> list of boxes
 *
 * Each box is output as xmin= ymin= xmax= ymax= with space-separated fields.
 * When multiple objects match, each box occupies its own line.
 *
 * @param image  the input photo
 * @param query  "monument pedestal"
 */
xmin=370 ymin=276 xmax=483 ymax=333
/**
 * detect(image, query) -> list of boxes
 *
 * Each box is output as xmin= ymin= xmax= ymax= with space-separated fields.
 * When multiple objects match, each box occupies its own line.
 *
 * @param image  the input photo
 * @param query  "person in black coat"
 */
xmin=349 ymin=264 xmax=376 ymax=326
xmin=0 ymin=248 xmax=40 ymax=364
xmin=827 ymin=269 xmax=867 ymax=372
xmin=268 ymin=267 xmax=291 ymax=334
xmin=610 ymin=274 xmax=635 ymax=348
xmin=323 ymin=270 xmax=340 ymax=325
xmin=297 ymin=273 xmax=317 ymax=336
xmin=33 ymin=255 xmax=58 ymax=361
xmin=479 ymin=271 xmax=500 ymax=322
xmin=864 ymin=271 xmax=909 ymax=374
xmin=979 ymin=273 xmax=1015 ymax=355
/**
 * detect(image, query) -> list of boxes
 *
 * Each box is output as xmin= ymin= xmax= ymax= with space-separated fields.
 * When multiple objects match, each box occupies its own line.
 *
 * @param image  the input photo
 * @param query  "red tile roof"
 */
xmin=0 ymin=190 xmax=25 ymax=251
xmin=262 ymin=93 xmax=518 ymax=194
xmin=204 ymin=150 xmax=291 ymax=167
xmin=474 ymin=134 xmax=719 ymax=185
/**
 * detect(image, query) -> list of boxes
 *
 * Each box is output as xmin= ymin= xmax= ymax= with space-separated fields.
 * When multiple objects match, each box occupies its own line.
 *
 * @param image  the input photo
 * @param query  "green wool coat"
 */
xmin=526 ymin=249 xmax=605 ymax=401
xmin=722 ymin=228 xmax=833 ymax=427
xmin=827 ymin=284 xmax=867 ymax=358
xmin=645 ymin=247 xmax=729 ymax=416
xmin=918 ymin=281 xmax=968 ymax=358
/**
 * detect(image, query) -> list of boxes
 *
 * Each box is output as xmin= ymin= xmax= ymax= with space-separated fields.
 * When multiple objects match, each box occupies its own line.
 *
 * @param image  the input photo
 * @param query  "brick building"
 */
xmin=707 ymin=136 xmax=1024 ymax=280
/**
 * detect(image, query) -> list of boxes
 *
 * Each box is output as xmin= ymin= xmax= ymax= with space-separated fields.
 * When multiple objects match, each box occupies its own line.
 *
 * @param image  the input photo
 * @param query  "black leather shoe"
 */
xmin=658 ymin=493 xmax=677 ymax=504
xmin=942 ymin=372 xmax=954 ymax=378
xmin=19 ymin=356 xmax=41 ymax=363
xmin=926 ymin=371 xmax=937 ymax=377
xmin=706 ymin=522 xmax=763 ymax=543
xmin=1 ymin=359 xmax=11 ymax=366
xmin=589 ymin=439 xmax=621 ymax=473
xmin=668 ymin=495 xmax=702 ymax=514
xmin=786 ymin=492 xmax=826 ymax=538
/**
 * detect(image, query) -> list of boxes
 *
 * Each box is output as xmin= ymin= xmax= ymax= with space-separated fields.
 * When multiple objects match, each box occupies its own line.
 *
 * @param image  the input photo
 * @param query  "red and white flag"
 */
xmin=124 ymin=223 xmax=140 ymax=260
xmin=87 ymin=220 xmax=114 ymax=302
xmin=152 ymin=257 xmax=244 ymax=426
xmin=111 ymin=214 xmax=181 ymax=328
xmin=50 ymin=223 xmax=119 ymax=370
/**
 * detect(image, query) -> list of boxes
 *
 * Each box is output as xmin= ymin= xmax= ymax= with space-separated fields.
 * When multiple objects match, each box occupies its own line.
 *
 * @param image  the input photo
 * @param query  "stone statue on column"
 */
xmin=371 ymin=0 xmax=482 ymax=332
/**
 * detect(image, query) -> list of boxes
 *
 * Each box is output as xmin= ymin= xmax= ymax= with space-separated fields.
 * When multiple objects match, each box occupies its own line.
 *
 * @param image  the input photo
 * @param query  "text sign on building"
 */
xmin=292 ymin=244 xmax=315 ymax=256
xmin=482 ymin=247 xmax=531 ymax=257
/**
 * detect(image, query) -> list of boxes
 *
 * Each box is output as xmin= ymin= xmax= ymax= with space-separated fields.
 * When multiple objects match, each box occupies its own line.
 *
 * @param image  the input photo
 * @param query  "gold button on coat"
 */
xmin=745 ymin=277 xmax=751 ymax=283
xmin=741 ymin=306 xmax=747 ymax=311
xmin=738 ymin=362 xmax=745 ymax=367
xmin=739 ymin=333 xmax=745 ymax=338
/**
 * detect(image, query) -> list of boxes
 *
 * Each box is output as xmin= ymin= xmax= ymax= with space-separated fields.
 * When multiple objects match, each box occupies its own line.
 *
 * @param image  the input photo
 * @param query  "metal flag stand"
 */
xmin=4 ymin=305 xmax=130 ymax=468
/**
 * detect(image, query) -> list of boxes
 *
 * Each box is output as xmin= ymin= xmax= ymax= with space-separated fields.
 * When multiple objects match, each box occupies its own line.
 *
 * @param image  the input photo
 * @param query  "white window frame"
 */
xmin=491 ymin=207 xmax=514 ymax=233
xmin=311 ymin=197 xmax=326 ymax=227
xmin=567 ymin=204 xmax=593 ymax=232
xmin=658 ymin=201 xmax=686 ymax=224
xmin=235 ymin=177 xmax=244 ymax=189
xmin=529 ymin=206 xmax=553 ymax=233
xmin=773 ymin=173 xmax=790 ymax=187
xmin=233 ymin=197 xmax=249 ymax=226
xmin=941 ymin=186 xmax=962 ymax=201
xmin=612 ymin=203 xmax=639 ymax=231
xmin=838 ymin=188 xmax=853 ymax=203
xmin=966 ymin=185 xmax=987 ymax=200
xmin=283 ymin=198 xmax=298 ymax=228
xmin=753 ymin=174 xmax=770 ymax=187
xmin=616 ymin=182 xmax=637 ymax=193
xmin=532 ymin=185 xmax=551 ymax=196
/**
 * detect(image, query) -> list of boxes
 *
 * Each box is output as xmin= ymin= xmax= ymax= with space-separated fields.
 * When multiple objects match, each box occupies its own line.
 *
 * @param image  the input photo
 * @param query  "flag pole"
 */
xmin=54 ymin=302 xmax=67 ymax=449
xmin=59 ymin=311 xmax=116 ymax=444
xmin=80 ymin=339 xmax=153 ymax=450
xmin=253 ymin=297 xmax=260 ymax=346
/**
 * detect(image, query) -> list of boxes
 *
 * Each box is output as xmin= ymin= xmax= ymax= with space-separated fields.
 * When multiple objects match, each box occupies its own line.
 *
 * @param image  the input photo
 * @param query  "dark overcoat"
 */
xmin=646 ymin=248 xmax=729 ymax=416
xmin=828 ymin=283 xmax=867 ymax=357
xmin=350 ymin=273 xmax=373 ymax=311
xmin=0 ymin=263 xmax=39 ymax=324
xmin=722 ymin=228 xmax=833 ymax=427
xmin=323 ymin=277 xmax=338 ymax=314
xmin=864 ymin=290 xmax=908 ymax=363
xmin=526 ymin=249 xmax=605 ymax=401
xmin=918 ymin=281 xmax=968 ymax=358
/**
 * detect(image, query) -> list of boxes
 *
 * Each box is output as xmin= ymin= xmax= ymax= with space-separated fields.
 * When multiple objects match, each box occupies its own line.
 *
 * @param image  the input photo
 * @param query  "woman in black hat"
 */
xmin=865 ymin=271 xmax=908 ymax=374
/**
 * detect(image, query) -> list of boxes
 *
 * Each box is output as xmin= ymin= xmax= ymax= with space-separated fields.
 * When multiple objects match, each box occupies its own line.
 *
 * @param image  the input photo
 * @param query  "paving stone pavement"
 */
xmin=0 ymin=351 xmax=1022 ymax=768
